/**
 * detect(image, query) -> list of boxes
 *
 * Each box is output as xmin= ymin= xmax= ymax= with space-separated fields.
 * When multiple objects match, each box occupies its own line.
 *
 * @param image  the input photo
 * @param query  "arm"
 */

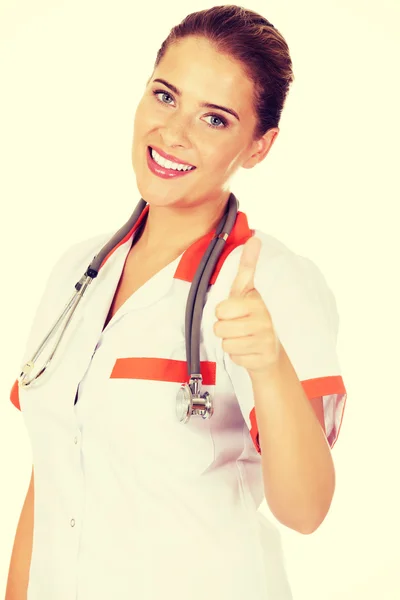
xmin=214 ymin=239 xmax=341 ymax=535
xmin=5 ymin=467 xmax=34 ymax=600
xmin=251 ymin=345 xmax=335 ymax=535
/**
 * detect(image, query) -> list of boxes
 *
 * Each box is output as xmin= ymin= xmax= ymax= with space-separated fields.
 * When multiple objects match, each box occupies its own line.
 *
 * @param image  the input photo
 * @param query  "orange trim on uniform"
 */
xmin=301 ymin=375 xmax=346 ymax=398
xmin=10 ymin=379 xmax=20 ymax=411
xmin=248 ymin=375 xmax=347 ymax=455
xmin=249 ymin=407 xmax=261 ymax=454
xmin=99 ymin=206 xmax=252 ymax=286
xmin=110 ymin=357 xmax=216 ymax=385
xmin=174 ymin=212 xmax=253 ymax=284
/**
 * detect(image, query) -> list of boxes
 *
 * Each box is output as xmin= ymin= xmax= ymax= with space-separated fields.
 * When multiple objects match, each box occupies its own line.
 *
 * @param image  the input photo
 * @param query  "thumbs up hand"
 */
xmin=213 ymin=237 xmax=281 ymax=377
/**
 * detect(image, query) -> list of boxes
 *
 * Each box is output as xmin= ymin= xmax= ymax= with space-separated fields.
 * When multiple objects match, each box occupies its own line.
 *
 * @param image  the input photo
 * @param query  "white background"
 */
xmin=0 ymin=1 xmax=399 ymax=598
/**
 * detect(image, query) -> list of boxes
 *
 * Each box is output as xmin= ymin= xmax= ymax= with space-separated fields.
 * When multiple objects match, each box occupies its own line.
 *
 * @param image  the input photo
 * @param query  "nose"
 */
xmin=160 ymin=111 xmax=191 ymax=149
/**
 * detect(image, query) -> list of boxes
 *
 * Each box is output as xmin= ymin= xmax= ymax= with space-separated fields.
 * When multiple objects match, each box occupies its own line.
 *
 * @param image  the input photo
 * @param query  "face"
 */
xmin=131 ymin=36 xmax=278 ymax=208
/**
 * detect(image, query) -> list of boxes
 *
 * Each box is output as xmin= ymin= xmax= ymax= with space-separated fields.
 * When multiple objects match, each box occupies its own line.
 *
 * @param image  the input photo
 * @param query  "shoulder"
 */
xmin=210 ymin=227 xmax=338 ymax=323
xmin=50 ymin=231 xmax=113 ymax=281
xmin=220 ymin=227 xmax=330 ymax=290
xmin=29 ymin=230 xmax=113 ymax=341
xmin=35 ymin=231 xmax=114 ymax=307
xmin=221 ymin=227 xmax=300 ymax=275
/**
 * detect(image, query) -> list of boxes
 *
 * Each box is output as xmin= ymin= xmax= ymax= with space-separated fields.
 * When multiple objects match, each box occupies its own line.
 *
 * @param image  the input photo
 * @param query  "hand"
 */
xmin=213 ymin=236 xmax=281 ymax=376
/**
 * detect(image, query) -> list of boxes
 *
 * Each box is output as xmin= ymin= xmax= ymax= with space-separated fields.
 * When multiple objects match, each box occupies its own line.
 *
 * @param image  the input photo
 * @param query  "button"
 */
xmin=70 ymin=518 xmax=75 ymax=527
xmin=74 ymin=436 xmax=78 ymax=445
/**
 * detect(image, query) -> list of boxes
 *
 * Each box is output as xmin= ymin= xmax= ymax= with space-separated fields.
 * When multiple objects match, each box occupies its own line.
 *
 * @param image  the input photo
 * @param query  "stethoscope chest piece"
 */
xmin=176 ymin=379 xmax=213 ymax=424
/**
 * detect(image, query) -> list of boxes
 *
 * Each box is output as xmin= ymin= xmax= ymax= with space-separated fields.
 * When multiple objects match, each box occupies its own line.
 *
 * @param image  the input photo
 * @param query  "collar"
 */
xmin=98 ymin=203 xmax=254 ymax=285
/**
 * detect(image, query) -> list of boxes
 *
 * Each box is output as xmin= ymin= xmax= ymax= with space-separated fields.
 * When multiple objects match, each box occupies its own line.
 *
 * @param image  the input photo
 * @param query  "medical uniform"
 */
xmin=10 ymin=204 xmax=347 ymax=600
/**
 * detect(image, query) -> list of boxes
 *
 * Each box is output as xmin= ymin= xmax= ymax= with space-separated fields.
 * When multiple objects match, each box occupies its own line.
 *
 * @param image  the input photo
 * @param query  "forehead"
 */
xmin=154 ymin=36 xmax=255 ymax=112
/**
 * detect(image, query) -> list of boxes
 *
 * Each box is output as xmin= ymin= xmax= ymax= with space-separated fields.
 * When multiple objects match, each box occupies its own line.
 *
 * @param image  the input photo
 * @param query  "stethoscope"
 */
xmin=18 ymin=192 xmax=239 ymax=424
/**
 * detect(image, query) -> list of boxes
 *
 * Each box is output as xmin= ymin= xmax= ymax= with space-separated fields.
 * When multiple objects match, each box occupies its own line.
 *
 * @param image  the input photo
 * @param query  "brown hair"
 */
xmin=153 ymin=4 xmax=295 ymax=140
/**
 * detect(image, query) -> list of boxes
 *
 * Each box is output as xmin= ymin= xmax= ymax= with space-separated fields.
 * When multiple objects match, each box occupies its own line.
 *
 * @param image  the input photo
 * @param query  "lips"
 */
xmin=149 ymin=145 xmax=196 ymax=168
xmin=146 ymin=146 xmax=196 ymax=179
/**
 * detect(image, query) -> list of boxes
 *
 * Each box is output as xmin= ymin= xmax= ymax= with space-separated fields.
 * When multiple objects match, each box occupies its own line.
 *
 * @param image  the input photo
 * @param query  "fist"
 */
xmin=213 ymin=236 xmax=281 ymax=375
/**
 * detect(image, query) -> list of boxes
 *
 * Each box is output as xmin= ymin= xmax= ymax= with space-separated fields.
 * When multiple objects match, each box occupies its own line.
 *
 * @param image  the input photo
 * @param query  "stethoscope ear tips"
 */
xmin=176 ymin=382 xmax=214 ymax=423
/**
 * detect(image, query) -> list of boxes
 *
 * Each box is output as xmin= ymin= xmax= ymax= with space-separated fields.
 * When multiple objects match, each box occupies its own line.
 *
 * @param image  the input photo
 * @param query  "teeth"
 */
xmin=151 ymin=148 xmax=194 ymax=171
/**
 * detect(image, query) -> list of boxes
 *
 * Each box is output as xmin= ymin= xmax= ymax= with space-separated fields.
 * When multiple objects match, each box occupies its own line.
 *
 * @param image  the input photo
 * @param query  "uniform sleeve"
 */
xmin=218 ymin=248 xmax=347 ymax=455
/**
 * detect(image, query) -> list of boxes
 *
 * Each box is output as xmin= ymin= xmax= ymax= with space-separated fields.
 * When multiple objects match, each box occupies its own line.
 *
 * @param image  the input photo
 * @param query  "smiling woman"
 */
xmin=6 ymin=5 xmax=347 ymax=600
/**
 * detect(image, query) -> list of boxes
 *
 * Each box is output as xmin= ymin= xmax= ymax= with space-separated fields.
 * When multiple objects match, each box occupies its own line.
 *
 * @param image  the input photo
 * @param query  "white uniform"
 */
xmin=10 ymin=205 xmax=347 ymax=600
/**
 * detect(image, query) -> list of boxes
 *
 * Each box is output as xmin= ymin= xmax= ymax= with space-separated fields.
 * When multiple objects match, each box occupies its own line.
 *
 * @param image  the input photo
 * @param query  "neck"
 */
xmin=134 ymin=193 xmax=231 ymax=256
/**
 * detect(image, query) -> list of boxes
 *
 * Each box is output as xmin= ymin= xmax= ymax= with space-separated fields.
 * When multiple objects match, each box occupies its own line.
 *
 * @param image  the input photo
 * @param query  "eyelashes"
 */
xmin=152 ymin=89 xmax=229 ymax=130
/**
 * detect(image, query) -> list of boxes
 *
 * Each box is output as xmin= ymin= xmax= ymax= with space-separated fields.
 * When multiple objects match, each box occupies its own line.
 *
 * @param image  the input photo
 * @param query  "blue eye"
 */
xmin=204 ymin=115 xmax=227 ymax=129
xmin=153 ymin=90 xmax=174 ymax=105
xmin=152 ymin=89 xmax=229 ymax=130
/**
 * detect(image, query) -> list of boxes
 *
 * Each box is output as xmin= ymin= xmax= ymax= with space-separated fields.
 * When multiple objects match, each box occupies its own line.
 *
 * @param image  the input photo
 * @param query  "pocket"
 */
xmin=108 ymin=357 xmax=217 ymax=477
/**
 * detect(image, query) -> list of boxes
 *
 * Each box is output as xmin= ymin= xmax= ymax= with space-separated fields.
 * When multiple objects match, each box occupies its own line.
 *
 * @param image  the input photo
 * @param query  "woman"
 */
xmin=6 ymin=5 xmax=347 ymax=600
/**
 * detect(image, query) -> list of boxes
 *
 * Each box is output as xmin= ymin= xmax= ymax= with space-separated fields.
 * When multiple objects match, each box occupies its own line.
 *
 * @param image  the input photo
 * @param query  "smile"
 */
xmin=146 ymin=146 xmax=197 ymax=180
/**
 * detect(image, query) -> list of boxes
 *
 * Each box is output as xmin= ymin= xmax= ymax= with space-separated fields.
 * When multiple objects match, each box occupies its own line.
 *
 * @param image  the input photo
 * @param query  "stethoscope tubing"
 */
xmin=18 ymin=193 xmax=238 ymax=390
xmin=185 ymin=193 xmax=237 ymax=376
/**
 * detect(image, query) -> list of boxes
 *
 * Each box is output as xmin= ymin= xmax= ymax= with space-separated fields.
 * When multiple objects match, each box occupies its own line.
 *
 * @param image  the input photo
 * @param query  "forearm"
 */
xmin=250 ymin=343 xmax=335 ymax=534
xmin=5 ymin=469 xmax=34 ymax=600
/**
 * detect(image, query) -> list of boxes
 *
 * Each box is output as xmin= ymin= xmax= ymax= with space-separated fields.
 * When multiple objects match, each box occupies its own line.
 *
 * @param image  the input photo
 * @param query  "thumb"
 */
xmin=229 ymin=236 xmax=262 ymax=298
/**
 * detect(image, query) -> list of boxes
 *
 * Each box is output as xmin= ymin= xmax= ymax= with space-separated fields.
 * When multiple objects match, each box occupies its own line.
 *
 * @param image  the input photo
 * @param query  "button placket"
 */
xmin=73 ymin=428 xmax=82 ymax=446
xmin=70 ymin=427 xmax=82 ymax=533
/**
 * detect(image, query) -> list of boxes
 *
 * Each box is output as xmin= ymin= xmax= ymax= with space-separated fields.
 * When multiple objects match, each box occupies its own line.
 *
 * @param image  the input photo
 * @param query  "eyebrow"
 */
xmin=152 ymin=78 xmax=240 ymax=122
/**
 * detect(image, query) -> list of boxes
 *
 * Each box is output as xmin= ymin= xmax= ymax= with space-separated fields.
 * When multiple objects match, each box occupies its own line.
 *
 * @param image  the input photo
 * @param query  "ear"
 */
xmin=242 ymin=127 xmax=280 ymax=170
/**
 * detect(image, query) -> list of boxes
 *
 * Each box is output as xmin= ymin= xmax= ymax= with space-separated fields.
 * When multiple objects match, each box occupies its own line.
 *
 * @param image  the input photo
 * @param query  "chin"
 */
xmin=134 ymin=175 xmax=192 ymax=208
xmin=134 ymin=181 xmax=186 ymax=207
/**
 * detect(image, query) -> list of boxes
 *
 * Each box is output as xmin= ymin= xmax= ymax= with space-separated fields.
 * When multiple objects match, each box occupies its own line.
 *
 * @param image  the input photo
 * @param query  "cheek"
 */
xmin=133 ymin=102 xmax=149 ymax=135
xmin=132 ymin=105 xmax=158 ymax=161
xmin=201 ymin=142 xmax=242 ymax=175
xmin=134 ymin=97 xmax=162 ymax=132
